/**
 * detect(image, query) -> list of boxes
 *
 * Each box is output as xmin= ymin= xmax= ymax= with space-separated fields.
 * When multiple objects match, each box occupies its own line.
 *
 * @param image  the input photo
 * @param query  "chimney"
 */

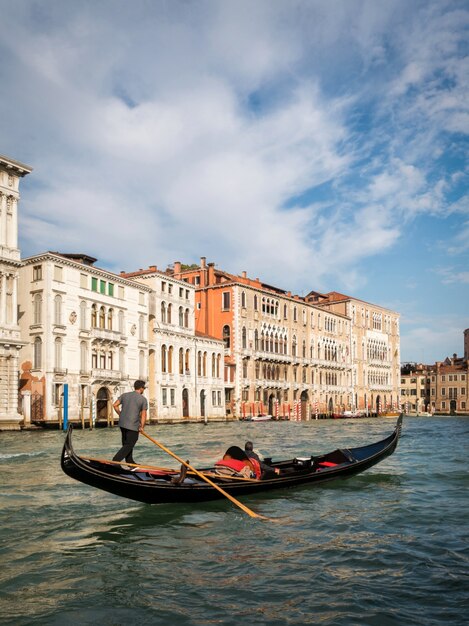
xmin=174 ymin=261 xmax=181 ymax=274
xmin=149 ymin=265 xmax=157 ymax=272
xmin=200 ymin=257 xmax=206 ymax=269
xmin=208 ymin=262 xmax=215 ymax=285
xmin=242 ymin=271 xmax=247 ymax=279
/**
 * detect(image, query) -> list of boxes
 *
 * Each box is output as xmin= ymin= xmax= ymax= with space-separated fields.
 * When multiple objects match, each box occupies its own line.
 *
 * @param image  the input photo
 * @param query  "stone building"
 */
xmin=0 ymin=155 xmax=32 ymax=429
xmin=400 ymin=329 xmax=469 ymax=415
xmin=122 ymin=265 xmax=226 ymax=422
xmin=18 ymin=252 xmax=152 ymax=425
xmin=306 ymin=291 xmax=401 ymax=413
xmin=171 ymin=258 xmax=353 ymax=419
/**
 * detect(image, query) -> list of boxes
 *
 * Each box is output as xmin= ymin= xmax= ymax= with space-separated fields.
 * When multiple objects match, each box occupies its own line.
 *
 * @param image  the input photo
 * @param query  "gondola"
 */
xmin=61 ymin=415 xmax=403 ymax=504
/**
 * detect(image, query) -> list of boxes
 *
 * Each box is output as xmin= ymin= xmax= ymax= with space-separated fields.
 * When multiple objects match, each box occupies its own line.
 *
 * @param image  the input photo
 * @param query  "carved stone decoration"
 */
xmin=69 ymin=311 xmax=77 ymax=324
xmin=130 ymin=324 xmax=136 ymax=336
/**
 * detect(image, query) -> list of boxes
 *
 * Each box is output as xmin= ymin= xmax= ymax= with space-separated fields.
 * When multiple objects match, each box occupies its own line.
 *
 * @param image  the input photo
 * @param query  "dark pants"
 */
xmin=113 ymin=428 xmax=139 ymax=464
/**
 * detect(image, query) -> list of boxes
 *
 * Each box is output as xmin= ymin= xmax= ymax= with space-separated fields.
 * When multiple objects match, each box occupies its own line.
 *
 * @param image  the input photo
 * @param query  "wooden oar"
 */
xmin=141 ymin=430 xmax=269 ymax=520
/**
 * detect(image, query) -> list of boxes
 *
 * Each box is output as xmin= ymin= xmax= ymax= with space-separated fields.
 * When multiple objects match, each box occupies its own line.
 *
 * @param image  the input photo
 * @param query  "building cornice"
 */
xmin=21 ymin=252 xmax=153 ymax=292
xmin=0 ymin=155 xmax=33 ymax=176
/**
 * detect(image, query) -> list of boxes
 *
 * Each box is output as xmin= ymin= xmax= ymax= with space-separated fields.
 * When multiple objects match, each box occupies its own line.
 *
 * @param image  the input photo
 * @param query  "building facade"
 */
xmin=401 ymin=334 xmax=469 ymax=416
xmin=307 ymin=291 xmax=401 ymax=413
xmin=18 ymin=252 xmax=152 ymax=425
xmin=122 ymin=265 xmax=226 ymax=422
xmin=172 ymin=258 xmax=353 ymax=419
xmin=0 ymin=155 xmax=32 ymax=429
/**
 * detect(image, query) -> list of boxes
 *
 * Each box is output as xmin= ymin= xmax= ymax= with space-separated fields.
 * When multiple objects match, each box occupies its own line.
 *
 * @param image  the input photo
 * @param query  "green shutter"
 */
xmin=91 ymin=277 xmax=98 ymax=292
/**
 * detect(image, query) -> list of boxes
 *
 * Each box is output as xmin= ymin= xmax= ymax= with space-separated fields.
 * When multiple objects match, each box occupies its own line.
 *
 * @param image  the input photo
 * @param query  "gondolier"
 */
xmin=112 ymin=380 xmax=148 ymax=465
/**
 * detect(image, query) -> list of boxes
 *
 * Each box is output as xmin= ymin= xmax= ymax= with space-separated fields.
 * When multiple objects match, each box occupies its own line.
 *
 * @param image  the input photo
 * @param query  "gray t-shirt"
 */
xmin=117 ymin=391 xmax=148 ymax=431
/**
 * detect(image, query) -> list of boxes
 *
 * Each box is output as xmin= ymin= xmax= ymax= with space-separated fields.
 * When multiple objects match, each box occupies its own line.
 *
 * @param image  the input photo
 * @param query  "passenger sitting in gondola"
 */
xmin=245 ymin=441 xmax=280 ymax=477
xmin=215 ymin=446 xmax=262 ymax=479
xmin=214 ymin=445 xmax=279 ymax=480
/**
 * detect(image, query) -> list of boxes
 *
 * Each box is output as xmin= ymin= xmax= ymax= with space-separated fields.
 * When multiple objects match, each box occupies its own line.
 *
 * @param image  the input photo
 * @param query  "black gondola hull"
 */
xmin=61 ymin=416 xmax=403 ymax=504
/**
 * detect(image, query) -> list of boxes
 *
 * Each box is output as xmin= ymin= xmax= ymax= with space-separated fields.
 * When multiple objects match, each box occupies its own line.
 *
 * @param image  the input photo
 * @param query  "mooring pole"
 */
xmin=63 ymin=384 xmax=69 ymax=431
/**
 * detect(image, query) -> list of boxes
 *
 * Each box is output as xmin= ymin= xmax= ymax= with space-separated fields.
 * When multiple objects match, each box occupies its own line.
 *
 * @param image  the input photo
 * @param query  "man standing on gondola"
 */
xmin=112 ymin=380 xmax=148 ymax=465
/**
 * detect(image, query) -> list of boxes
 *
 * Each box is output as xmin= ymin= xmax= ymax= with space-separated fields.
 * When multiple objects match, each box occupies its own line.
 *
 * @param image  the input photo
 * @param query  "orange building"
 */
xmin=171 ymin=258 xmax=354 ymax=419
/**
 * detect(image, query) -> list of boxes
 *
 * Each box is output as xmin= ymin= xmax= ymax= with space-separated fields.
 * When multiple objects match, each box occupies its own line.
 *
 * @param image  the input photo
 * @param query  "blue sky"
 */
xmin=0 ymin=0 xmax=467 ymax=363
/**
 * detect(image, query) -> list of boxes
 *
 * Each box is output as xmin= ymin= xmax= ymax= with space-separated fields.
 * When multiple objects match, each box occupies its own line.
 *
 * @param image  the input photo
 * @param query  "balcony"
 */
xmin=91 ymin=368 xmax=122 ymax=382
xmin=90 ymin=328 xmax=122 ymax=343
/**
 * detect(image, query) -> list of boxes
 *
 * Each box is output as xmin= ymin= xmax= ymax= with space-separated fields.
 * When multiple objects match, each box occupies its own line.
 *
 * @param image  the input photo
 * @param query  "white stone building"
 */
xmin=18 ymin=252 xmax=152 ymax=425
xmin=0 ymin=155 xmax=32 ymax=429
xmin=123 ymin=266 xmax=226 ymax=422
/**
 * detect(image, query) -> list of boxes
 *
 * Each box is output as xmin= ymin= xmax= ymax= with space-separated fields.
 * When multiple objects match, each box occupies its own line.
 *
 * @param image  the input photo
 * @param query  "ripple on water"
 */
xmin=1 ymin=417 xmax=468 ymax=626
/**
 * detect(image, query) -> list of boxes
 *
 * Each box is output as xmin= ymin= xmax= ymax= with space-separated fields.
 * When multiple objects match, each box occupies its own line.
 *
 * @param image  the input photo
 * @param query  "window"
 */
xmin=54 ymin=295 xmax=62 ymax=325
xmin=80 ymin=273 xmax=87 ymax=289
xmin=33 ymin=337 xmax=42 ymax=369
xmin=108 ymin=308 xmax=113 ymax=330
xmin=161 ymin=302 xmax=167 ymax=323
xmin=179 ymin=348 xmax=184 ymax=374
xmin=91 ymin=277 xmax=98 ymax=292
xmin=119 ymin=310 xmax=124 ymax=333
xmin=254 ymin=295 xmax=258 ymax=311
xmin=241 ymin=291 xmax=246 ymax=308
xmin=161 ymin=345 xmax=167 ymax=373
xmin=168 ymin=346 xmax=173 ymax=374
xmin=184 ymin=308 xmax=189 ymax=328
xmin=55 ymin=337 xmax=62 ymax=369
xmin=222 ymin=292 xmax=231 ymax=310
xmin=242 ymin=327 xmax=247 ymax=349
xmin=185 ymin=349 xmax=190 ymax=374
xmin=91 ymin=304 xmax=97 ymax=327
xmin=161 ymin=281 xmax=166 ymax=292
xmin=170 ymin=388 xmax=175 ymax=406
xmin=80 ymin=301 xmax=87 ymax=329
xmin=179 ymin=306 xmax=184 ymax=326
xmin=99 ymin=306 xmax=105 ymax=329
xmin=33 ymin=265 xmax=42 ymax=281
xmin=100 ymin=280 xmax=106 ymax=295
xmin=80 ymin=341 xmax=88 ymax=371
xmin=162 ymin=388 xmax=167 ymax=405
xmin=167 ymin=303 xmax=172 ymax=324
xmin=33 ymin=293 xmax=42 ymax=325
xmin=108 ymin=283 xmax=114 ymax=297
xmin=54 ymin=265 xmax=63 ymax=282
xmin=223 ymin=325 xmax=231 ymax=349
xmin=168 ymin=284 xmax=173 ymax=295
xmin=139 ymin=292 xmax=145 ymax=305
xmin=118 ymin=286 xmax=124 ymax=299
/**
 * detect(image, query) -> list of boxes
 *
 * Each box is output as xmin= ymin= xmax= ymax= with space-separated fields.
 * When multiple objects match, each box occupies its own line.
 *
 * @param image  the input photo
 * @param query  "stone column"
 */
xmin=0 ymin=272 xmax=5 ymax=325
xmin=21 ymin=390 xmax=31 ymax=426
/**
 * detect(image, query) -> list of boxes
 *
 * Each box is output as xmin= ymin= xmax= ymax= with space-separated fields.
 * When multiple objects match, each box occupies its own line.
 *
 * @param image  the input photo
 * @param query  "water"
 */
xmin=1 ymin=417 xmax=468 ymax=626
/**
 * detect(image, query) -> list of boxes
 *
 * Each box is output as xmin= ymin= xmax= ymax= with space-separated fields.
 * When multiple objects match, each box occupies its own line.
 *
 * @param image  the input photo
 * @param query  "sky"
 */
xmin=0 ymin=0 xmax=467 ymax=363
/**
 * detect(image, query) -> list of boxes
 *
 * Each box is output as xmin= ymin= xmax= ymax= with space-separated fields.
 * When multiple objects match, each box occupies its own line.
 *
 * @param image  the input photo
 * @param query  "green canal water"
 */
xmin=1 ymin=417 xmax=468 ymax=626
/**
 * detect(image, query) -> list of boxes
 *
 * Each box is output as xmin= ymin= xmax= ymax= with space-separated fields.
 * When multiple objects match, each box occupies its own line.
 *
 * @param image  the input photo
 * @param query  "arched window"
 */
xmin=242 ymin=326 xmax=247 ymax=349
xmin=33 ymin=293 xmax=42 ymax=325
xmin=55 ymin=337 xmax=62 ymax=369
xmin=184 ymin=308 xmax=189 ymax=328
xmin=254 ymin=295 xmax=258 ymax=310
xmin=108 ymin=308 xmax=113 ymax=330
xmin=161 ymin=302 xmax=167 ymax=323
xmin=222 ymin=325 xmax=230 ymax=349
xmin=292 ymin=336 xmax=297 ymax=357
xmin=254 ymin=329 xmax=259 ymax=350
xmin=99 ymin=306 xmax=105 ymax=329
xmin=197 ymin=351 xmax=202 ymax=376
xmin=54 ymin=295 xmax=62 ymax=325
xmin=139 ymin=350 xmax=145 ymax=378
xmin=161 ymin=345 xmax=167 ymax=373
xmin=80 ymin=341 xmax=88 ymax=371
xmin=168 ymin=346 xmax=173 ymax=374
xmin=167 ymin=303 xmax=172 ymax=324
xmin=241 ymin=291 xmax=246 ymax=308
xmin=33 ymin=337 xmax=42 ymax=369
xmin=80 ymin=301 xmax=87 ymax=330
xmin=179 ymin=348 xmax=184 ymax=374
xmin=203 ymin=352 xmax=207 ymax=376
xmin=212 ymin=353 xmax=216 ymax=377
xmin=216 ymin=354 xmax=221 ymax=378
xmin=302 ymin=340 xmax=306 ymax=358
xmin=118 ymin=310 xmax=124 ymax=333
xmin=179 ymin=306 xmax=184 ymax=326
xmin=185 ymin=349 xmax=190 ymax=374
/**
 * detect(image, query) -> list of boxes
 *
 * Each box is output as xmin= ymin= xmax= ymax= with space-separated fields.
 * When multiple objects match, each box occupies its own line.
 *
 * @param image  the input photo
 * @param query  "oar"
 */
xmin=141 ymin=430 xmax=269 ymax=520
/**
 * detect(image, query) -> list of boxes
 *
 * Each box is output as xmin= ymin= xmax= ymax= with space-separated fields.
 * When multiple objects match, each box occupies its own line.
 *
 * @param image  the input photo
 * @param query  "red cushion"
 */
xmin=318 ymin=461 xmax=338 ymax=467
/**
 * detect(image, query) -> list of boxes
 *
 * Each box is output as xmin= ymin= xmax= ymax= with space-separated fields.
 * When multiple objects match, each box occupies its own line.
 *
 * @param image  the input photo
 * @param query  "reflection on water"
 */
xmin=1 ymin=417 xmax=468 ymax=626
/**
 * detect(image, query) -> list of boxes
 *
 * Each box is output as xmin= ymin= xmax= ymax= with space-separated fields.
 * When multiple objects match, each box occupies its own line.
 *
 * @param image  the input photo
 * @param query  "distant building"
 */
xmin=121 ymin=265 xmax=226 ymax=422
xmin=306 ymin=291 xmax=401 ymax=413
xmin=171 ymin=258 xmax=355 ymax=419
xmin=400 ymin=330 xmax=469 ymax=415
xmin=18 ymin=252 xmax=151 ymax=425
xmin=0 ymin=155 xmax=32 ymax=430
